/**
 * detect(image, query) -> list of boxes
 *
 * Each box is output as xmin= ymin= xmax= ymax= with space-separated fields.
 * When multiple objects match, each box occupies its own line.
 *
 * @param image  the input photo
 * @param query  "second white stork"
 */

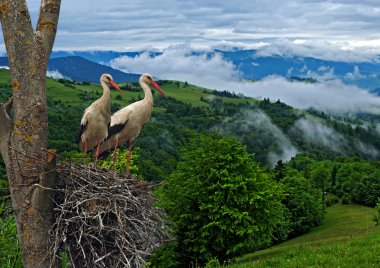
xmin=77 ymin=73 xmax=122 ymax=163
xmin=99 ymin=73 xmax=166 ymax=174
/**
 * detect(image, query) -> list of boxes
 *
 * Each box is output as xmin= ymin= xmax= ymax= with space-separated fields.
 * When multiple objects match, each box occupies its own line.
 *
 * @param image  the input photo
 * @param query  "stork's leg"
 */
xmin=112 ymin=137 xmax=119 ymax=171
xmin=94 ymin=142 xmax=101 ymax=168
xmin=84 ymin=141 xmax=88 ymax=164
xmin=126 ymin=142 xmax=134 ymax=177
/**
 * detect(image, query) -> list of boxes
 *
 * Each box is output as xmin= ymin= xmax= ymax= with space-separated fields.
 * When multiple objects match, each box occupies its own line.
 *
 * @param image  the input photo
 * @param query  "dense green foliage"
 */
xmin=279 ymin=172 xmax=325 ymax=239
xmin=334 ymin=160 xmax=380 ymax=207
xmin=154 ymin=134 xmax=285 ymax=266
xmin=289 ymin=155 xmax=380 ymax=208
xmin=0 ymin=203 xmax=22 ymax=268
xmin=374 ymin=199 xmax=380 ymax=225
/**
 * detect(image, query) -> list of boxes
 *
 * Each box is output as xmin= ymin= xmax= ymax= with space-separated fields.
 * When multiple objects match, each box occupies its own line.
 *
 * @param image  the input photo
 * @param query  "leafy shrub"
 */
xmin=97 ymin=148 xmax=139 ymax=175
xmin=280 ymin=173 xmax=325 ymax=238
xmin=325 ymin=194 xmax=339 ymax=207
xmin=373 ymin=199 xmax=380 ymax=226
xmin=341 ymin=194 xmax=351 ymax=205
xmin=335 ymin=161 xmax=380 ymax=206
xmin=149 ymin=241 xmax=180 ymax=268
xmin=0 ymin=204 xmax=22 ymax=268
xmin=156 ymin=133 xmax=285 ymax=266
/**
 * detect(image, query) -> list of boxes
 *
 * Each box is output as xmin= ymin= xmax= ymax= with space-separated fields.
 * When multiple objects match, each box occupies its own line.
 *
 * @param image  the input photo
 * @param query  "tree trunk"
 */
xmin=0 ymin=0 xmax=61 ymax=267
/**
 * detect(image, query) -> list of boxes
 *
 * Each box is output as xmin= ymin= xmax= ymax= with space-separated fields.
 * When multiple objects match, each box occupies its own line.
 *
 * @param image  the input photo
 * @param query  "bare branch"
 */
xmin=36 ymin=0 xmax=61 ymax=63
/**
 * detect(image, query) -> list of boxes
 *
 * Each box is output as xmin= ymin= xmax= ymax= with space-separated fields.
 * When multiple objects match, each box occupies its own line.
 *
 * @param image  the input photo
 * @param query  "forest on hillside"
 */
xmin=1 ymin=75 xmax=380 ymax=266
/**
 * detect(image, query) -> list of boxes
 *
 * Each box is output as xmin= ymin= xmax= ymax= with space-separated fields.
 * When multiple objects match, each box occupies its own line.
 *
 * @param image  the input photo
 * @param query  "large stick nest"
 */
xmin=50 ymin=161 xmax=168 ymax=268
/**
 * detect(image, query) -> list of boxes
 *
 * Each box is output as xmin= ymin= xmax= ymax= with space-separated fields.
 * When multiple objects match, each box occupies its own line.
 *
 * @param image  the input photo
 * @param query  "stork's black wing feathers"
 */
xmin=76 ymin=122 xmax=87 ymax=144
xmin=107 ymin=120 xmax=128 ymax=139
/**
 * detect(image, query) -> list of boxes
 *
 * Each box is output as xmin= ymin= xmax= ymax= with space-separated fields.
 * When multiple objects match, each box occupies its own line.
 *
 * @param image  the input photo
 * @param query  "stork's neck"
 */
xmin=100 ymin=80 xmax=111 ymax=102
xmin=140 ymin=81 xmax=153 ymax=104
xmin=98 ymin=80 xmax=111 ymax=113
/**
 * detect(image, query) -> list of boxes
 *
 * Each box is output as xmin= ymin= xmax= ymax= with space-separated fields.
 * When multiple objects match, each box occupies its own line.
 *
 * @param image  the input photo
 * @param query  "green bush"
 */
xmin=373 ymin=199 xmax=380 ymax=225
xmin=325 ymin=194 xmax=339 ymax=207
xmin=97 ymin=148 xmax=139 ymax=175
xmin=156 ymin=133 xmax=285 ymax=266
xmin=0 ymin=204 xmax=22 ymax=268
xmin=335 ymin=161 xmax=380 ymax=207
xmin=280 ymin=173 xmax=325 ymax=238
xmin=341 ymin=194 xmax=351 ymax=205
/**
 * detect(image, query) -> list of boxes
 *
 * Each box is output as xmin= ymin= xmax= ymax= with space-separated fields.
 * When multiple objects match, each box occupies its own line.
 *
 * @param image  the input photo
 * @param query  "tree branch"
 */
xmin=36 ymin=0 xmax=61 ymax=64
xmin=0 ymin=100 xmax=12 ymax=160
xmin=0 ymin=0 xmax=34 ymax=66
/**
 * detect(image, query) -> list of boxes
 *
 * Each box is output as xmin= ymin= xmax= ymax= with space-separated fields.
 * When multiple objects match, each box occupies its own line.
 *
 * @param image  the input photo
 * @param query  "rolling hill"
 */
xmin=229 ymin=204 xmax=380 ymax=267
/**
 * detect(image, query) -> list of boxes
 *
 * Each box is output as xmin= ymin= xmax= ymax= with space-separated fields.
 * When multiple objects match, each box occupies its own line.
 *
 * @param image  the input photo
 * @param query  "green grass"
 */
xmin=229 ymin=204 xmax=379 ymax=267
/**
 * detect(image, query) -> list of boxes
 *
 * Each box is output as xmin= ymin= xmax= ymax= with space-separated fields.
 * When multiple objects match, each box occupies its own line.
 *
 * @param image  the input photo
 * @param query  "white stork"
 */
xmin=99 ymin=73 xmax=166 ymax=174
xmin=77 ymin=73 xmax=123 ymax=163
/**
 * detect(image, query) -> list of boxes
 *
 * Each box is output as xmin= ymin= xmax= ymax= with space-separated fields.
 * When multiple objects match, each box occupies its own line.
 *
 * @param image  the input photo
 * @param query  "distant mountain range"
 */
xmin=51 ymin=50 xmax=380 ymax=91
xmin=0 ymin=56 xmax=141 ymax=83
xmin=1 ymin=49 xmax=380 ymax=91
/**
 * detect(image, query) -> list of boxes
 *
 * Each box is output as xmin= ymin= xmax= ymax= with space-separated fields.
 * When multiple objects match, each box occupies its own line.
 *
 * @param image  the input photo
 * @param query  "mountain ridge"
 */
xmin=1 ymin=49 xmax=380 ymax=90
xmin=49 ymin=49 xmax=380 ymax=90
xmin=0 ymin=56 xmax=141 ymax=84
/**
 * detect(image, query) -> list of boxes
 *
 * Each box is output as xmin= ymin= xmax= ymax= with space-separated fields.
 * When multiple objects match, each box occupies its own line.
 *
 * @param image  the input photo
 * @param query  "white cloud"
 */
xmin=46 ymin=70 xmax=71 ymax=80
xmin=0 ymin=44 xmax=6 ymax=56
xmin=307 ymin=66 xmax=337 ymax=81
xmin=292 ymin=117 xmax=348 ymax=153
xmin=355 ymin=141 xmax=379 ymax=158
xmin=344 ymin=65 xmax=366 ymax=80
xmin=291 ymin=116 xmax=379 ymax=158
xmin=287 ymin=67 xmax=293 ymax=77
xmin=110 ymin=46 xmax=240 ymax=85
xmin=110 ymin=47 xmax=380 ymax=114
xmin=375 ymin=123 xmax=380 ymax=135
xmin=255 ymin=39 xmax=377 ymax=62
xmin=216 ymin=109 xmax=298 ymax=166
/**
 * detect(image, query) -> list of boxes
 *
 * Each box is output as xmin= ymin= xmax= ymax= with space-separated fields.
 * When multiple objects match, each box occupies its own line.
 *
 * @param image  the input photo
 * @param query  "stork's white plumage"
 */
xmin=77 ymin=73 xmax=122 ymax=162
xmin=99 ymin=73 xmax=166 ymax=173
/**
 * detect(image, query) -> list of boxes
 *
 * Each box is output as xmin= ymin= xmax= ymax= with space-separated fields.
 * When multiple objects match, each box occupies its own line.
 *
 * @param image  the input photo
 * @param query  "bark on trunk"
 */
xmin=0 ymin=0 xmax=61 ymax=267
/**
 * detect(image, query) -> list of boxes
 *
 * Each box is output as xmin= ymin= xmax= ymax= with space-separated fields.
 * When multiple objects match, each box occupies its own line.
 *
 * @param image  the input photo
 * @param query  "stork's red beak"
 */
xmin=110 ymin=80 xmax=123 ymax=94
xmin=151 ymin=80 xmax=166 ymax=96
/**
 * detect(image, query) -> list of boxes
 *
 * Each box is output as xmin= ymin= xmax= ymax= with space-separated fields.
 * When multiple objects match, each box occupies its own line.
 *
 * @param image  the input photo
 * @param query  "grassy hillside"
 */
xmin=229 ymin=204 xmax=380 ymax=267
xmin=0 ymin=69 xmax=257 ymax=107
xmin=1 ymin=68 xmax=379 ymax=179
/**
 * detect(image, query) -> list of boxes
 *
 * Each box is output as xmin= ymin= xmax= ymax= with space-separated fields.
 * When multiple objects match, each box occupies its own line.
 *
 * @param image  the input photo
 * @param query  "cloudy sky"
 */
xmin=3 ymin=0 xmax=380 ymax=114
xmin=18 ymin=0 xmax=380 ymax=54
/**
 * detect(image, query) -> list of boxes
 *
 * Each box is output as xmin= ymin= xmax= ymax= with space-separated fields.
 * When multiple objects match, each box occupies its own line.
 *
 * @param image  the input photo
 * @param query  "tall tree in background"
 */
xmin=156 ymin=134 xmax=285 ymax=266
xmin=0 ymin=0 xmax=61 ymax=267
